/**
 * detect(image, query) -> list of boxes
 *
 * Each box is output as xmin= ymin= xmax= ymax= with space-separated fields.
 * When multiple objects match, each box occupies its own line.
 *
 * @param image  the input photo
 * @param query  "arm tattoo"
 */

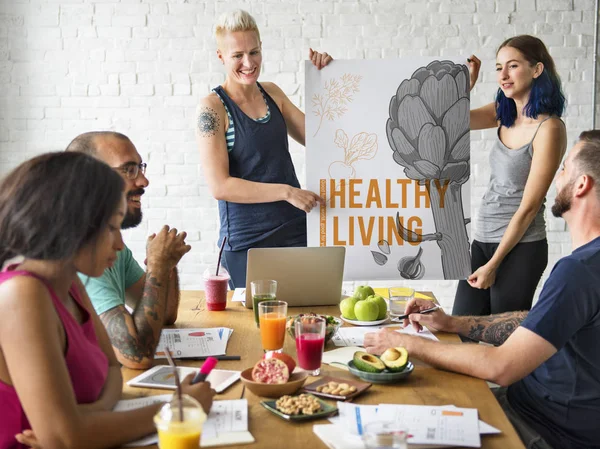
xmin=465 ymin=311 xmax=528 ymax=346
xmin=100 ymin=307 xmax=155 ymax=363
xmin=99 ymin=272 xmax=167 ymax=363
xmin=196 ymin=107 xmax=220 ymax=137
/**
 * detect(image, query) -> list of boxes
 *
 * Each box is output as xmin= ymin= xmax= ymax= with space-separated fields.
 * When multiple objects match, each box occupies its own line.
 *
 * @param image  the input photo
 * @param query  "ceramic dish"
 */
xmin=339 ymin=314 xmax=389 ymax=326
xmin=347 ymin=361 xmax=414 ymax=384
xmin=261 ymin=395 xmax=338 ymax=421
xmin=301 ymin=375 xmax=371 ymax=401
xmin=240 ymin=368 xmax=308 ymax=398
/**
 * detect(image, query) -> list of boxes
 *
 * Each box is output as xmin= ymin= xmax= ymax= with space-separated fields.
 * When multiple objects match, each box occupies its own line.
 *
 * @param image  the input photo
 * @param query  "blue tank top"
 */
xmin=213 ymin=83 xmax=306 ymax=252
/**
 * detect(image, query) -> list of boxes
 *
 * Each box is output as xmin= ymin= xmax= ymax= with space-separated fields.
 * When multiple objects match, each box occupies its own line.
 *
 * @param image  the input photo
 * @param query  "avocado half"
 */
xmin=380 ymin=347 xmax=409 ymax=372
xmin=353 ymin=351 xmax=385 ymax=373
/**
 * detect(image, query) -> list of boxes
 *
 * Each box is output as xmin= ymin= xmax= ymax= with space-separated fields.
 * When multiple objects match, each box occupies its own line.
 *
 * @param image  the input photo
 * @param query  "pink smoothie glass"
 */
xmin=295 ymin=315 xmax=326 ymax=376
xmin=203 ymin=267 xmax=230 ymax=311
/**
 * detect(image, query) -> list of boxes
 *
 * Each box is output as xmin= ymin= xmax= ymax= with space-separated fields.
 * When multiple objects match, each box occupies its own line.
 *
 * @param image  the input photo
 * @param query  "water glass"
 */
xmin=258 ymin=300 xmax=287 ymax=352
xmin=295 ymin=315 xmax=326 ymax=376
xmin=362 ymin=422 xmax=408 ymax=449
xmin=388 ymin=287 xmax=415 ymax=317
xmin=251 ymin=280 xmax=277 ymax=327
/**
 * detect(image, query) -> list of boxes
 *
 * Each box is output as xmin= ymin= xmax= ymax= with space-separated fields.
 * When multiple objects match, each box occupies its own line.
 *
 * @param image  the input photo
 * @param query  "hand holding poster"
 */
xmin=306 ymin=58 xmax=471 ymax=281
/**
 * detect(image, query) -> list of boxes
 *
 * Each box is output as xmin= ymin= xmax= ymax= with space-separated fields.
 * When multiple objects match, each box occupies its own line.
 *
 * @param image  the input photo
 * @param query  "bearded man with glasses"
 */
xmin=67 ymin=131 xmax=191 ymax=369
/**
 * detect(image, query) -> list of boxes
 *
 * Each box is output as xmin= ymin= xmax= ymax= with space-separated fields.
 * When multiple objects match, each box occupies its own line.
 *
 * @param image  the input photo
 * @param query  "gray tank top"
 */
xmin=474 ymin=118 xmax=552 ymax=243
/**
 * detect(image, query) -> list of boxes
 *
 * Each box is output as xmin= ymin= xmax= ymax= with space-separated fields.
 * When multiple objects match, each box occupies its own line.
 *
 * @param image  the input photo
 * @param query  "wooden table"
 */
xmin=120 ymin=291 xmax=524 ymax=449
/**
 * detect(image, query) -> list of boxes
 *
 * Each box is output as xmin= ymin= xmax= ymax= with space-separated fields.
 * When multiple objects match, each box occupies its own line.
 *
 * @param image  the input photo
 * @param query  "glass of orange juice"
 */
xmin=154 ymin=395 xmax=206 ymax=449
xmin=258 ymin=300 xmax=288 ymax=352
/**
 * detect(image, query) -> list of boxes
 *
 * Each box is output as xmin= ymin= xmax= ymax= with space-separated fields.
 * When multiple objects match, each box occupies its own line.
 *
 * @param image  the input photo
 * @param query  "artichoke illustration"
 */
xmin=386 ymin=60 xmax=471 ymax=279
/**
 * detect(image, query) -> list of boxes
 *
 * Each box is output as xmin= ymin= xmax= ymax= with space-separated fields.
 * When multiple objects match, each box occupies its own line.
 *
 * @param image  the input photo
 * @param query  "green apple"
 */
xmin=354 ymin=299 xmax=379 ymax=321
xmin=354 ymin=285 xmax=375 ymax=301
xmin=340 ymin=296 xmax=360 ymax=320
xmin=366 ymin=295 xmax=388 ymax=320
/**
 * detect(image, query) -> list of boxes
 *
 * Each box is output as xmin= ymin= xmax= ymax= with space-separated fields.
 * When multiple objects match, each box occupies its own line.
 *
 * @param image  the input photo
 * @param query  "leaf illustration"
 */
xmin=334 ymin=129 xmax=349 ymax=149
xmin=371 ymin=251 xmax=388 ymax=266
xmin=346 ymin=132 xmax=378 ymax=165
xmin=377 ymin=240 xmax=391 ymax=255
xmin=312 ymin=73 xmax=362 ymax=136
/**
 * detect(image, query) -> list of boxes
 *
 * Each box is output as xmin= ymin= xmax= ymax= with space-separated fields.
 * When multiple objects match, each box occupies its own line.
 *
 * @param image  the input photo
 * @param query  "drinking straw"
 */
xmin=164 ymin=347 xmax=184 ymax=422
xmin=216 ymin=236 xmax=227 ymax=276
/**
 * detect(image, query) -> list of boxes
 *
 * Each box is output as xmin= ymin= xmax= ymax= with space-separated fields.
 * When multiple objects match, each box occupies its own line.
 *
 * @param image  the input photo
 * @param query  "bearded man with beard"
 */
xmin=67 ymin=132 xmax=191 ymax=369
xmin=365 ymin=130 xmax=600 ymax=449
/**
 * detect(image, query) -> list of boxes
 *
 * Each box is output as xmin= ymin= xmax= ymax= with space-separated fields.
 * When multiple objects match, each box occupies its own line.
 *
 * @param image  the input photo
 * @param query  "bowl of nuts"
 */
xmin=261 ymin=394 xmax=338 ymax=421
xmin=301 ymin=376 xmax=371 ymax=400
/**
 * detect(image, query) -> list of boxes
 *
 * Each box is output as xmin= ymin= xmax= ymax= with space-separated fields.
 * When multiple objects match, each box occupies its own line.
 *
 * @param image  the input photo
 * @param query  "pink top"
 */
xmin=0 ymin=270 xmax=109 ymax=449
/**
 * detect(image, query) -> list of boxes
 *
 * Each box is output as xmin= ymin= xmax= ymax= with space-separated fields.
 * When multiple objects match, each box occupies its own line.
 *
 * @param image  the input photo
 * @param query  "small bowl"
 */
xmin=240 ymin=368 xmax=308 ymax=398
xmin=286 ymin=315 xmax=342 ymax=344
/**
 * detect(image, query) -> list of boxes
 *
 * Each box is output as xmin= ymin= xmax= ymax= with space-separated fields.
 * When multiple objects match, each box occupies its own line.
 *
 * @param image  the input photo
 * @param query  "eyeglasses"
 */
xmin=114 ymin=162 xmax=147 ymax=180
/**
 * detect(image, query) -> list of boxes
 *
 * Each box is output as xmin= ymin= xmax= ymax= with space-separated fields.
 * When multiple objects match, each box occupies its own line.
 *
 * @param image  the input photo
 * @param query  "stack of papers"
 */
xmin=331 ymin=324 xmax=439 ymax=347
xmin=114 ymin=397 xmax=254 ymax=447
xmin=315 ymin=403 xmax=500 ymax=448
xmin=155 ymin=328 xmax=233 ymax=359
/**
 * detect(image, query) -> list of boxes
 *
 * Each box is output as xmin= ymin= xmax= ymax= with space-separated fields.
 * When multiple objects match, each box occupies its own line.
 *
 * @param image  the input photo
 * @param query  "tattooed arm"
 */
xmin=100 ymin=267 xmax=170 ymax=369
xmin=100 ymin=226 xmax=191 ymax=369
xmin=195 ymin=95 xmax=321 ymax=213
xmin=455 ymin=311 xmax=529 ymax=345
xmin=364 ymin=302 xmax=557 ymax=386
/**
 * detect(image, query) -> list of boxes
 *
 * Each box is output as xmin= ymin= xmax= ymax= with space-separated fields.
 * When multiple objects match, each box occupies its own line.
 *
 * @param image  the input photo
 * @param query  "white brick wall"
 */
xmin=1 ymin=0 xmax=598 ymax=312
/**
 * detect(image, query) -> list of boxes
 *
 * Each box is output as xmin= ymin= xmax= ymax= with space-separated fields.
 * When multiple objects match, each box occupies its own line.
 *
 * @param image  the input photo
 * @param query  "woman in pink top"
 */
xmin=0 ymin=152 xmax=214 ymax=449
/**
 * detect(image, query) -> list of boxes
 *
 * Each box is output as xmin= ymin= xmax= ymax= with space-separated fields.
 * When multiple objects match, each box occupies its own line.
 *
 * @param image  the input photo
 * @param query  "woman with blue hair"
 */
xmin=453 ymin=35 xmax=567 ymax=316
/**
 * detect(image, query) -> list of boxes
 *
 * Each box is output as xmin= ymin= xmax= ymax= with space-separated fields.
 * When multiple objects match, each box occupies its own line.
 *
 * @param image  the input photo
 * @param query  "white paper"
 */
xmin=305 ymin=59 xmax=472 ymax=281
xmin=314 ymin=424 xmax=365 ymax=449
xmin=113 ymin=395 xmax=172 ymax=447
xmin=332 ymin=324 xmax=438 ymax=347
xmin=127 ymin=366 xmax=241 ymax=393
xmin=337 ymin=402 xmax=380 ymax=436
xmin=155 ymin=328 xmax=233 ymax=359
xmin=440 ymin=405 xmax=501 ymax=435
xmin=397 ymin=324 xmax=440 ymax=341
xmin=113 ymin=397 xmax=253 ymax=448
xmin=378 ymin=404 xmax=481 ymax=447
xmin=202 ymin=399 xmax=248 ymax=439
xmin=321 ymin=346 xmax=365 ymax=370
xmin=232 ymin=288 xmax=246 ymax=302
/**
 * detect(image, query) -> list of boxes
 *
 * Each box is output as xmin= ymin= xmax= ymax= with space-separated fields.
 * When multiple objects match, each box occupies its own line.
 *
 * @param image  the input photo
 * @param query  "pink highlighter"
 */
xmin=191 ymin=357 xmax=218 ymax=384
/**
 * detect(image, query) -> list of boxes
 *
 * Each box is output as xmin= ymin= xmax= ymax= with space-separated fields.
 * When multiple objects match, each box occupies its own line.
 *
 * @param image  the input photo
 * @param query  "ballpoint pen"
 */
xmin=392 ymin=305 xmax=441 ymax=321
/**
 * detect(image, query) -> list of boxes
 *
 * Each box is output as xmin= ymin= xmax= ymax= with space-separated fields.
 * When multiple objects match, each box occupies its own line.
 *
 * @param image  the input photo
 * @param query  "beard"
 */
xmin=121 ymin=208 xmax=142 ymax=229
xmin=551 ymin=180 xmax=573 ymax=218
xmin=121 ymin=188 xmax=144 ymax=229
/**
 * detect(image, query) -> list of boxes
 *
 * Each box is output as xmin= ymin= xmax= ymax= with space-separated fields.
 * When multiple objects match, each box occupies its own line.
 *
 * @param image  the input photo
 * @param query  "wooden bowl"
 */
xmin=240 ymin=368 xmax=308 ymax=398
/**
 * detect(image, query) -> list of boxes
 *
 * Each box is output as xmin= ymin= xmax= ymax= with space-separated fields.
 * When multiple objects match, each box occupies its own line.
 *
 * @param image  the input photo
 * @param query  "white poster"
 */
xmin=306 ymin=58 xmax=471 ymax=281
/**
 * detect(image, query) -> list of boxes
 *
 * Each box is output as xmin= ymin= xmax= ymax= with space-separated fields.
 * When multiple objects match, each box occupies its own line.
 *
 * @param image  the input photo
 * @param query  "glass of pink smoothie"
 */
xmin=295 ymin=316 xmax=326 ymax=376
xmin=203 ymin=267 xmax=230 ymax=311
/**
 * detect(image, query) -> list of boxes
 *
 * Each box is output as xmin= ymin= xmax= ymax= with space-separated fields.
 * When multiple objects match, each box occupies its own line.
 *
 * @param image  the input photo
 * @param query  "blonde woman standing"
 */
xmin=196 ymin=10 xmax=331 ymax=288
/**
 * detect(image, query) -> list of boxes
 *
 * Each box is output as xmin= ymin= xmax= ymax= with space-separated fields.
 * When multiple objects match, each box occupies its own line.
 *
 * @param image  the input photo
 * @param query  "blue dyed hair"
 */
xmin=495 ymin=35 xmax=566 ymax=128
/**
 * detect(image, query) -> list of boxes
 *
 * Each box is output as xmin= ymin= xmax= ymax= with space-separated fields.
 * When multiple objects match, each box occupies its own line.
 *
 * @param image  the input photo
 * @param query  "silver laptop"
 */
xmin=244 ymin=247 xmax=346 ymax=308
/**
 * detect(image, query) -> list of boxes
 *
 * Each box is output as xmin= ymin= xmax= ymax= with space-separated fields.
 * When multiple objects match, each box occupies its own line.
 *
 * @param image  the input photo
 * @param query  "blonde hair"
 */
xmin=214 ymin=9 xmax=261 ymax=45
